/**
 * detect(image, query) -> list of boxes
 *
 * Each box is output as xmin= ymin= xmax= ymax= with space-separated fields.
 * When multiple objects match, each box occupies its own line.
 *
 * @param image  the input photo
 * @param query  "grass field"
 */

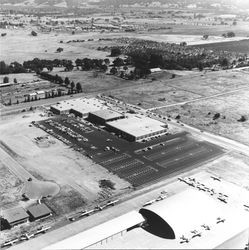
xmin=50 ymin=70 xmax=134 ymax=93
xmin=156 ymin=88 xmax=249 ymax=146
xmin=109 ymin=70 xmax=249 ymax=109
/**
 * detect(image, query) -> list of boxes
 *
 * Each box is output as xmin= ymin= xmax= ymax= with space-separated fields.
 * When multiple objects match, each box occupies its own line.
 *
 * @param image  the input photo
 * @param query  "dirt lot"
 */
xmin=0 ymin=110 xmax=130 ymax=211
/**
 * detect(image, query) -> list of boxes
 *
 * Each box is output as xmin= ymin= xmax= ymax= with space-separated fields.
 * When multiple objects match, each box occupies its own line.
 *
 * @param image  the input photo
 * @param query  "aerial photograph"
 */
xmin=0 ymin=0 xmax=249 ymax=249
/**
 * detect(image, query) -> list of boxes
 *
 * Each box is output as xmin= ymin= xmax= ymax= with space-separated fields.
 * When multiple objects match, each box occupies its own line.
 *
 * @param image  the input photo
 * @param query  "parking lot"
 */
xmin=36 ymin=117 xmax=224 ymax=187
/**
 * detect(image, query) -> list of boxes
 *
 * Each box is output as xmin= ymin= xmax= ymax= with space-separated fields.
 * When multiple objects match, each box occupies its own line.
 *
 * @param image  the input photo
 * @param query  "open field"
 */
xmin=49 ymin=70 xmax=134 ymax=93
xmin=109 ymin=70 xmax=249 ymax=109
xmin=192 ymin=39 xmax=249 ymax=53
xmin=2 ymin=25 xmax=249 ymax=65
xmin=0 ymin=29 xmax=110 ymax=64
xmin=156 ymin=88 xmax=249 ymax=146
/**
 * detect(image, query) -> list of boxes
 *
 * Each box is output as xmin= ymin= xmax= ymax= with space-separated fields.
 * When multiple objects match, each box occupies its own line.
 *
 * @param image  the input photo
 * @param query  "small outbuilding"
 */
xmin=27 ymin=203 xmax=52 ymax=221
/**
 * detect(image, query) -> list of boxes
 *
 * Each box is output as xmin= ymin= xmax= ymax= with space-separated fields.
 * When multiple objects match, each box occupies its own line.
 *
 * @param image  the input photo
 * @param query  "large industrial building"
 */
xmin=88 ymin=109 xmax=124 ymax=125
xmin=42 ymin=189 xmax=249 ymax=250
xmin=50 ymin=98 xmax=107 ymax=117
xmin=106 ymin=115 xmax=168 ymax=141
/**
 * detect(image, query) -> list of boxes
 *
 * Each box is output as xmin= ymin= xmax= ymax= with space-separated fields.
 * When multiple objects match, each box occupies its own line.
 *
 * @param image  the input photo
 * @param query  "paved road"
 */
xmin=0 ymin=148 xmax=34 ymax=182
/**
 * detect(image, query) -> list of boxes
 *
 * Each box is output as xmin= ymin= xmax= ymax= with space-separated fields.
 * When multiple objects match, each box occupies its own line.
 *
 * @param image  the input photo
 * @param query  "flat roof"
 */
xmin=106 ymin=115 xmax=167 ymax=138
xmin=27 ymin=203 xmax=52 ymax=219
xmin=3 ymin=207 xmax=29 ymax=224
xmin=89 ymin=109 xmax=124 ymax=121
xmin=51 ymin=98 xmax=107 ymax=114
xmin=43 ymin=211 xmax=145 ymax=250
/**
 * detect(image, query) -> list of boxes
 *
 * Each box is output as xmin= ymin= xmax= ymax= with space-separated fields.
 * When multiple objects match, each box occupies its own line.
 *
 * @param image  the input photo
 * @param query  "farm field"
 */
xmin=192 ymin=39 xmax=249 ymax=53
xmin=156 ymin=88 xmax=249 ymax=146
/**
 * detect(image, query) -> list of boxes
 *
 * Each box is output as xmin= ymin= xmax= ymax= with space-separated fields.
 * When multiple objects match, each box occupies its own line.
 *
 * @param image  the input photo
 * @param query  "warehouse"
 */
xmin=50 ymin=98 xmax=107 ymax=117
xmin=88 ymin=109 xmax=124 ymax=125
xmin=27 ymin=203 xmax=52 ymax=221
xmin=106 ymin=115 xmax=168 ymax=141
xmin=2 ymin=207 xmax=29 ymax=227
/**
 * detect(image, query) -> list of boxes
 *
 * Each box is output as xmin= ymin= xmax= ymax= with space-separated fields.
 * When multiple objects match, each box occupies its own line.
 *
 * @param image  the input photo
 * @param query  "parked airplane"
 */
xmin=180 ymin=235 xmax=190 ymax=243
xmin=211 ymin=176 xmax=221 ymax=181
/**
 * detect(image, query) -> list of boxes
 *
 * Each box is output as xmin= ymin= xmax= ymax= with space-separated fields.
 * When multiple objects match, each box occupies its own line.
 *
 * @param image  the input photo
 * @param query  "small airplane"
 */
xmin=201 ymin=224 xmax=210 ymax=230
xmin=191 ymin=230 xmax=202 ymax=238
xmin=211 ymin=176 xmax=221 ymax=181
xmin=156 ymin=194 xmax=167 ymax=201
xmin=143 ymin=199 xmax=156 ymax=207
xmin=216 ymin=217 xmax=226 ymax=224
xmin=180 ymin=235 xmax=190 ymax=243
xmin=197 ymin=186 xmax=206 ymax=191
xmin=218 ymin=197 xmax=228 ymax=203
xmin=178 ymin=177 xmax=185 ymax=182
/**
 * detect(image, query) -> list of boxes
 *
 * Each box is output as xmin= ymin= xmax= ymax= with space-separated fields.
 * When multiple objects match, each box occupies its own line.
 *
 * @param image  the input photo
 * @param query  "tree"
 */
xmin=213 ymin=113 xmax=220 ymax=120
xmin=31 ymin=30 xmax=37 ymax=36
xmin=3 ymin=76 xmax=9 ymax=83
xmin=70 ymin=81 xmax=75 ymax=91
xmin=64 ymin=77 xmax=70 ymax=86
xmin=56 ymin=47 xmax=64 ymax=53
xmin=238 ymin=115 xmax=247 ymax=122
xmin=76 ymin=82 xmax=82 ymax=93
xmin=202 ymin=34 xmax=209 ymax=40
xmin=110 ymin=67 xmax=118 ymax=75
xmin=110 ymin=47 xmax=121 ymax=57
xmin=113 ymin=57 xmax=124 ymax=67
xmin=227 ymin=31 xmax=235 ymax=37
xmin=104 ymin=58 xmax=110 ymax=65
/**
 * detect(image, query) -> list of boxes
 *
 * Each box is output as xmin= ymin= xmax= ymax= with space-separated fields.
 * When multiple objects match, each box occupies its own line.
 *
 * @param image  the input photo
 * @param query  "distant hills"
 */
xmin=1 ymin=0 xmax=249 ymax=9
xmin=0 ymin=0 xmax=101 ymax=8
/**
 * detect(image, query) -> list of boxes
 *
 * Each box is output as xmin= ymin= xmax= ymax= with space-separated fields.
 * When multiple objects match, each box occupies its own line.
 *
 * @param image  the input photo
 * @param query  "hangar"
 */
xmin=2 ymin=207 xmax=29 ymax=227
xmin=43 ymin=211 xmax=145 ymax=250
xmin=88 ymin=109 xmax=124 ymax=125
xmin=27 ymin=203 xmax=52 ymax=221
xmin=50 ymin=98 xmax=107 ymax=117
xmin=106 ymin=115 xmax=168 ymax=141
